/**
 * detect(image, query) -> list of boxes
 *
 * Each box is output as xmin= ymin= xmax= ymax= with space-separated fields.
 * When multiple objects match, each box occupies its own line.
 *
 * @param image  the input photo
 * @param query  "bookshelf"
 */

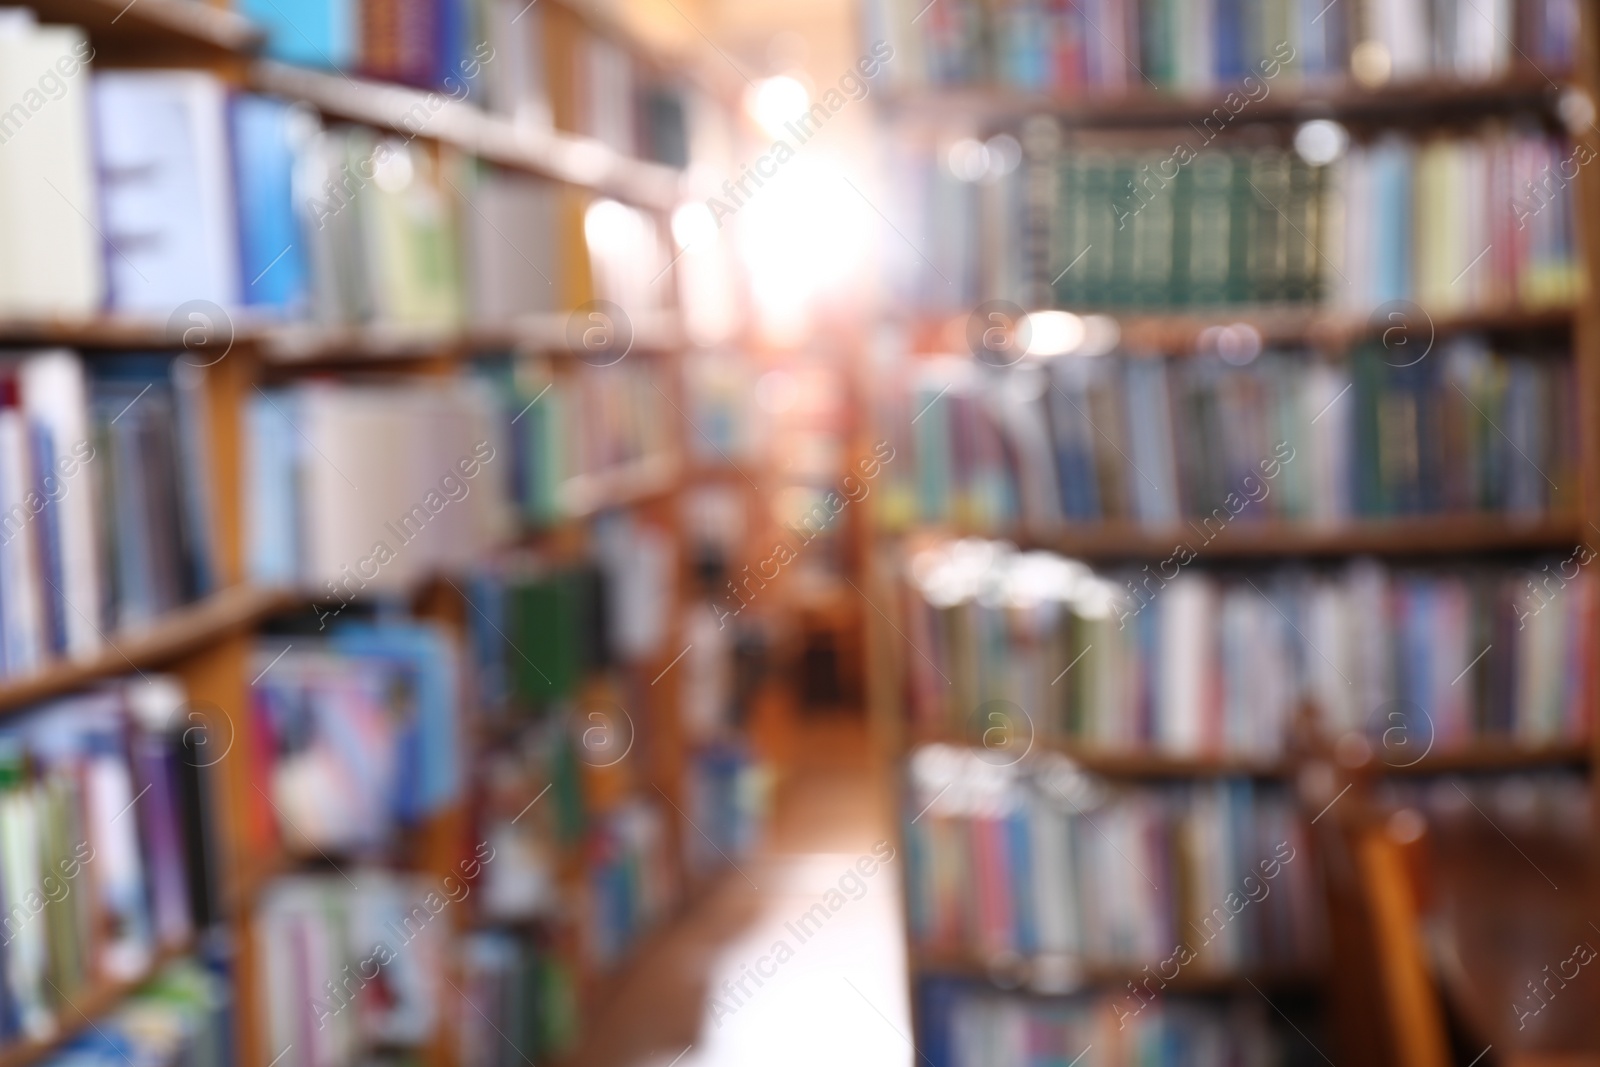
xmin=0 ymin=0 xmax=749 ymax=1064
xmin=862 ymin=1 xmax=1600 ymax=1062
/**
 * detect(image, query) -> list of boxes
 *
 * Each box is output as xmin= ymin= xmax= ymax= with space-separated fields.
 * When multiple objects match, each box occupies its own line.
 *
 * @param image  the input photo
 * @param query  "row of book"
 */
xmin=242 ymin=0 xmax=690 ymax=161
xmin=906 ymin=746 xmax=1321 ymax=968
xmin=256 ymin=872 xmax=446 ymax=1067
xmin=459 ymin=927 xmax=579 ymax=1065
xmin=0 ymin=34 xmax=674 ymax=329
xmin=38 ymin=961 xmax=230 ymax=1067
xmin=1331 ymin=130 xmax=1581 ymax=315
xmin=891 ymin=127 xmax=1581 ymax=316
xmin=879 ymin=340 xmax=1575 ymax=533
xmin=486 ymin=358 xmax=679 ymax=524
xmin=903 ymin=541 xmax=1595 ymax=758
xmin=245 ymin=624 xmax=462 ymax=856
xmin=921 ymin=979 xmax=1289 ymax=1067
xmin=863 ymin=0 xmax=1577 ymax=92
xmin=246 ymin=378 xmax=511 ymax=593
xmin=584 ymin=798 xmax=675 ymax=967
xmin=1059 ymin=130 xmax=1579 ymax=312
xmin=0 ymin=350 xmax=217 ymax=680
xmin=0 ymin=678 xmax=207 ymax=1045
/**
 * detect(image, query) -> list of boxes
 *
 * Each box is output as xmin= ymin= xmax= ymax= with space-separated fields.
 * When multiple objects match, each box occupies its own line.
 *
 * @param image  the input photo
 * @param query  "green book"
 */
xmin=1187 ymin=152 xmax=1233 ymax=307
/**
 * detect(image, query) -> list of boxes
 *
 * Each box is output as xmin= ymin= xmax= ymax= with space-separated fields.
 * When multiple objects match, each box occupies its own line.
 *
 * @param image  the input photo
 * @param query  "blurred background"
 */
xmin=0 ymin=0 xmax=1596 ymax=1065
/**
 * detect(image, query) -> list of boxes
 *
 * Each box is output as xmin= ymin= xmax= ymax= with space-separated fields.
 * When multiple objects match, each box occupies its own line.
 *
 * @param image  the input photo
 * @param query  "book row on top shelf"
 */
xmin=0 ymin=3 xmax=745 ymax=349
xmin=862 ymin=0 xmax=1579 ymax=101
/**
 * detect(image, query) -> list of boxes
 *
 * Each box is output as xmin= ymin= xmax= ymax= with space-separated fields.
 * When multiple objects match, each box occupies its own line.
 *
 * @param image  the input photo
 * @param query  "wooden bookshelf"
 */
xmin=880 ymin=69 xmax=1568 ymax=130
xmin=0 ymin=0 xmax=729 ymax=1060
xmin=864 ymin=7 xmax=1600 ymax=1062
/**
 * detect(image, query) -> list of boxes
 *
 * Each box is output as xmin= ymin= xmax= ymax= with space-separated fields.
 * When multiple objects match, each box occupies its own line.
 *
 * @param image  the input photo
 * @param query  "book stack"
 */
xmin=879 ymin=339 xmax=1576 ymax=532
xmin=921 ymin=977 xmax=1286 ymax=1067
xmin=862 ymin=0 xmax=1577 ymax=92
xmin=246 ymin=624 xmax=462 ymax=856
xmin=0 ymin=677 xmax=202 ymax=1042
xmin=903 ymin=540 xmax=1595 ymax=758
xmin=905 ymin=745 xmax=1322 ymax=971
xmin=458 ymin=928 xmax=579 ymax=1066
xmin=0 ymin=350 xmax=218 ymax=680
xmin=246 ymin=378 xmax=511 ymax=593
xmin=481 ymin=358 xmax=678 ymax=524
xmin=37 ymin=961 xmax=230 ymax=1067
xmin=255 ymin=871 xmax=449 ymax=1067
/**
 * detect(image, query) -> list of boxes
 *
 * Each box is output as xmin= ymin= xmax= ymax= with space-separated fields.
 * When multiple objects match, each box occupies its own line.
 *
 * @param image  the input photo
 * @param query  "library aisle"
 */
xmin=7 ymin=0 xmax=1600 ymax=1065
xmin=573 ymin=717 xmax=907 ymax=1067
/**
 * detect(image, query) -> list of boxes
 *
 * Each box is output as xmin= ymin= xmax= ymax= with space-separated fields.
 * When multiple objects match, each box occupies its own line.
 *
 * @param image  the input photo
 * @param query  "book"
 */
xmin=91 ymin=72 xmax=240 ymax=314
xmin=0 ymin=16 xmax=102 ymax=317
xmin=246 ymin=622 xmax=463 ymax=855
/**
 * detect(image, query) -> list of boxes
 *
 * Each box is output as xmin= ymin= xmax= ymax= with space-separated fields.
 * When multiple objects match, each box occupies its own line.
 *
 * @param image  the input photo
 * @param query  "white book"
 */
xmin=92 ymin=71 xmax=240 ymax=313
xmin=0 ymin=24 xmax=103 ymax=316
xmin=19 ymin=350 xmax=100 ymax=658
xmin=1158 ymin=573 xmax=1215 ymax=754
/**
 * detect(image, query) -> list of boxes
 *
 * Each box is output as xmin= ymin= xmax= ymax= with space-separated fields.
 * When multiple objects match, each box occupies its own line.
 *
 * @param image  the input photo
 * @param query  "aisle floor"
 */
xmin=573 ymin=717 xmax=911 ymax=1067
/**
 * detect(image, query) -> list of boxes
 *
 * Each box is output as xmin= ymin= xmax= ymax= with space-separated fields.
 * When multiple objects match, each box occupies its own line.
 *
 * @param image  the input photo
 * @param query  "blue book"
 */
xmin=330 ymin=622 xmax=462 ymax=824
xmin=230 ymin=95 xmax=309 ymax=315
xmin=1371 ymin=138 xmax=1415 ymax=304
xmin=239 ymin=0 xmax=357 ymax=69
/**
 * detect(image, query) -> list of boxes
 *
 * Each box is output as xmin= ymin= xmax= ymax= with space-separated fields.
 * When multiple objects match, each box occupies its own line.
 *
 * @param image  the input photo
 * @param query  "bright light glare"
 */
xmin=1294 ymin=119 xmax=1348 ymax=166
xmin=948 ymin=138 xmax=989 ymax=182
xmin=584 ymin=198 xmax=641 ymax=254
xmin=746 ymin=76 xmax=809 ymax=139
xmin=671 ymin=201 xmax=718 ymax=250
xmin=1024 ymin=310 xmax=1085 ymax=356
xmin=738 ymin=156 xmax=869 ymax=339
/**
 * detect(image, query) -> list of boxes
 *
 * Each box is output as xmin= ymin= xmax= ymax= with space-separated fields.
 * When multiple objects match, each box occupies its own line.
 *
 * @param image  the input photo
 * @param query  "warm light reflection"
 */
xmin=737 ymin=155 xmax=871 ymax=342
xmin=746 ymin=75 xmax=810 ymax=139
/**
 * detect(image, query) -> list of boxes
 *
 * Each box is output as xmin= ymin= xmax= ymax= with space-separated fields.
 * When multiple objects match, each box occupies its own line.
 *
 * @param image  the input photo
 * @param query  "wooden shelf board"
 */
xmin=249 ymin=61 xmax=682 ymax=209
xmin=901 ymin=305 xmax=1573 ymax=358
xmin=1372 ymin=741 xmax=1591 ymax=775
xmin=0 ymin=315 xmax=689 ymax=362
xmin=986 ymin=515 xmax=1585 ymax=561
xmin=17 ymin=0 xmax=261 ymax=59
xmin=881 ymin=70 xmax=1567 ymax=129
xmin=0 ymin=585 xmax=296 ymax=714
xmin=912 ymin=737 xmax=1592 ymax=778
xmin=0 ymin=941 xmax=195 ymax=1067
xmin=910 ymin=950 xmax=1322 ymax=995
